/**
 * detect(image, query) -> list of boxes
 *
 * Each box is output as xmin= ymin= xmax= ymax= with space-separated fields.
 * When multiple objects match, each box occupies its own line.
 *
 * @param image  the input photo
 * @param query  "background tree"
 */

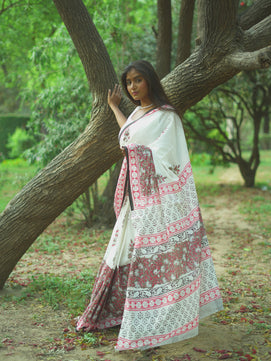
xmin=175 ymin=0 xmax=195 ymax=66
xmin=0 ymin=0 xmax=271 ymax=289
xmin=184 ymin=68 xmax=271 ymax=187
xmin=156 ymin=0 xmax=172 ymax=78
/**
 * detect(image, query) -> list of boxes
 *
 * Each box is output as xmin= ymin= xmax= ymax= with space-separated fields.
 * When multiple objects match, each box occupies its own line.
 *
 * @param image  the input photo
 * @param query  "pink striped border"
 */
xmin=116 ymin=316 xmax=199 ymax=350
xmin=124 ymin=277 xmax=200 ymax=312
xmin=134 ymin=206 xmax=201 ymax=248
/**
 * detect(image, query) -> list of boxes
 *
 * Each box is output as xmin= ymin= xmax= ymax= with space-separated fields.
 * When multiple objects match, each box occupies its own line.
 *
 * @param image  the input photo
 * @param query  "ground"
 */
xmin=0 ymin=166 xmax=270 ymax=361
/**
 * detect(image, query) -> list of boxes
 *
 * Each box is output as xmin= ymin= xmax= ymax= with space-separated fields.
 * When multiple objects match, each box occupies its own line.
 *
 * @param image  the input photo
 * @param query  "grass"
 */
xmin=0 ymin=151 xmax=271 ymax=360
xmin=1 ymin=151 xmax=270 ymax=212
xmin=2 ymin=152 xmax=270 ymax=305
xmin=25 ymin=271 xmax=95 ymax=314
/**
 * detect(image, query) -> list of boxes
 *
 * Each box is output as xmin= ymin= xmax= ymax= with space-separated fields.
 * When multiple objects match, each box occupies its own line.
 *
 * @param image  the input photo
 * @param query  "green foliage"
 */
xmin=0 ymin=158 xmax=38 ymax=212
xmin=88 ymin=0 xmax=157 ymax=73
xmin=13 ymin=23 xmax=91 ymax=165
xmin=189 ymin=152 xmax=211 ymax=167
xmin=7 ymin=127 xmax=35 ymax=159
xmin=0 ymin=114 xmax=29 ymax=157
xmin=81 ymin=333 xmax=98 ymax=346
xmin=0 ymin=1 xmax=62 ymax=91
xmin=239 ymin=194 xmax=271 ymax=236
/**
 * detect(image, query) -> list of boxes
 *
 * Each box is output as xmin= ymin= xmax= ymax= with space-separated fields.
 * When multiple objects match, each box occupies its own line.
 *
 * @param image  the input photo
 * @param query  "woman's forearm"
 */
xmin=110 ymin=105 xmax=127 ymax=128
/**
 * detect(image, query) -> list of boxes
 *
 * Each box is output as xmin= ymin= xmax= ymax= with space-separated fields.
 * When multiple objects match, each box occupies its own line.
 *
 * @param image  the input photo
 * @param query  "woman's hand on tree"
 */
xmin=108 ymin=84 xmax=122 ymax=109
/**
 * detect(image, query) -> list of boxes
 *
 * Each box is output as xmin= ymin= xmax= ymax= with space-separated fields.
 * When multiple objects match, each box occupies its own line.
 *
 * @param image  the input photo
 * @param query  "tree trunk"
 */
xmin=0 ymin=0 xmax=271 ymax=289
xmin=0 ymin=0 xmax=130 ymax=289
xmin=175 ymin=0 xmax=195 ymax=66
xmin=156 ymin=0 xmax=172 ymax=78
xmin=263 ymin=112 xmax=269 ymax=134
xmin=238 ymin=159 xmax=257 ymax=187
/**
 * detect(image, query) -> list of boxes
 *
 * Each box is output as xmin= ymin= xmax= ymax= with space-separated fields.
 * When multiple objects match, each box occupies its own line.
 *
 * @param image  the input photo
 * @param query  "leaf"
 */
xmin=96 ymin=351 xmax=106 ymax=357
xmin=193 ymin=347 xmax=206 ymax=353
xmin=219 ymin=353 xmax=232 ymax=359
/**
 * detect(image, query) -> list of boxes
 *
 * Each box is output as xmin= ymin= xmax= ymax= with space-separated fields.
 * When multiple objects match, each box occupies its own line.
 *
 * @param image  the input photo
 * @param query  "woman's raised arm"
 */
xmin=108 ymin=84 xmax=127 ymax=128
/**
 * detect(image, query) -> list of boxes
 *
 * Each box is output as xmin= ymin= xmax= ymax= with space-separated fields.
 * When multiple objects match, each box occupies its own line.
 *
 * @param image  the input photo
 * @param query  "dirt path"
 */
xmin=1 ymin=169 xmax=270 ymax=361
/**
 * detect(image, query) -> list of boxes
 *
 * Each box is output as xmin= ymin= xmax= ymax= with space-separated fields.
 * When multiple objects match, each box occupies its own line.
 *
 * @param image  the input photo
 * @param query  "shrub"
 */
xmin=0 ymin=114 xmax=29 ymax=157
xmin=7 ymin=127 xmax=35 ymax=159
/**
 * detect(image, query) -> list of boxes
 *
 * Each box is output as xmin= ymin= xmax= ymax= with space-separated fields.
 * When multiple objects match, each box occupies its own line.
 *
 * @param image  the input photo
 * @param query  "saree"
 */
xmin=76 ymin=106 xmax=223 ymax=351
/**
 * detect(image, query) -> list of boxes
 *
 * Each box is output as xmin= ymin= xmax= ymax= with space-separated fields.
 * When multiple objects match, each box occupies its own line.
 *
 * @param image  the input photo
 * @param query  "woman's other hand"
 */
xmin=120 ymin=147 xmax=126 ymax=157
xmin=108 ymin=84 xmax=122 ymax=109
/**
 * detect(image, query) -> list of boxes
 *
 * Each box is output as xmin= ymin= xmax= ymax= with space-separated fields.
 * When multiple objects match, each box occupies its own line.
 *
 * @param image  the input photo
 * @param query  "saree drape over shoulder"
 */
xmin=76 ymin=106 xmax=223 ymax=351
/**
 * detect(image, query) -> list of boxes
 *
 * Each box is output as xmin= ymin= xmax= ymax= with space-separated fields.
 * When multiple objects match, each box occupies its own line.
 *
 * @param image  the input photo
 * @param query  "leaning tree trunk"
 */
xmin=0 ymin=0 xmax=271 ymax=288
xmin=0 ymin=0 xmax=131 ymax=289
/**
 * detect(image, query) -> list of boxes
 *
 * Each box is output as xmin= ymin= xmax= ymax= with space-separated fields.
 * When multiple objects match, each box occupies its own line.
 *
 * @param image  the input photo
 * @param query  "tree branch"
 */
xmin=224 ymin=46 xmax=271 ymax=71
xmin=197 ymin=0 xmax=238 ymax=52
xmin=175 ymin=0 xmax=195 ymax=66
xmin=0 ymin=0 xmax=41 ymax=16
xmin=183 ymin=117 xmax=236 ymax=163
xmin=156 ymin=0 xmax=172 ymax=78
xmin=53 ymin=0 xmax=115 ymax=104
xmin=239 ymin=0 xmax=271 ymax=31
xmin=218 ymin=88 xmax=254 ymax=119
xmin=243 ymin=15 xmax=271 ymax=52
xmin=0 ymin=0 xmax=21 ymax=15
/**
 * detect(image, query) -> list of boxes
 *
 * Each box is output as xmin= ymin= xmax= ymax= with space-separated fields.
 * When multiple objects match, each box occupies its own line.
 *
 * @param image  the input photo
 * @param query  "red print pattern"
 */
xmin=128 ymin=237 xmax=202 ymax=288
xmin=125 ymin=277 xmax=201 ymax=311
xmin=114 ymin=157 xmax=128 ymax=218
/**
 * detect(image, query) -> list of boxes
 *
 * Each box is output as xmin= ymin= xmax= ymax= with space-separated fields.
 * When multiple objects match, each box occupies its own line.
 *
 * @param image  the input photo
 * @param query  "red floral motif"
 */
xmin=169 ymin=164 xmax=181 ymax=175
xmin=114 ymin=157 xmax=127 ymax=218
xmin=122 ymin=129 xmax=130 ymax=142
xmin=156 ymin=173 xmax=167 ymax=183
xmin=128 ymin=237 xmax=202 ymax=289
xmin=128 ymin=238 xmax=134 ymax=260
xmin=133 ymin=145 xmax=159 ymax=196
xmin=159 ymin=162 xmax=192 ymax=197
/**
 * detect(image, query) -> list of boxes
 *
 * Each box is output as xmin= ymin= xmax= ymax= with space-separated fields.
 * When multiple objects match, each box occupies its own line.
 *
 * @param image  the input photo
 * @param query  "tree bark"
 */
xmin=175 ymin=0 xmax=195 ymax=66
xmin=1 ymin=0 xmax=271 ymax=288
xmin=263 ymin=113 xmax=270 ymax=134
xmin=156 ymin=0 xmax=172 ymax=78
xmin=239 ymin=0 xmax=271 ymax=30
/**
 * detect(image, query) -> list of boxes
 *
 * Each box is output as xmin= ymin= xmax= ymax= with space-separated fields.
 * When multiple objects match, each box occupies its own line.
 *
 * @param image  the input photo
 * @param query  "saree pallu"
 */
xmin=76 ymin=106 xmax=223 ymax=351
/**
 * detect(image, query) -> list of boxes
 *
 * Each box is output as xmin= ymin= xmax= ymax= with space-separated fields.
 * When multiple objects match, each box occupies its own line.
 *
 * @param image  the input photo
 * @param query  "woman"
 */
xmin=76 ymin=60 xmax=223 ymax=351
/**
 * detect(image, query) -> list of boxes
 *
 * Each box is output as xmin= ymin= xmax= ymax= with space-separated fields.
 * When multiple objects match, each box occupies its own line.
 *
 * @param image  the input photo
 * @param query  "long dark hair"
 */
xmin=121 ymin=60 xmax=173 ymax=109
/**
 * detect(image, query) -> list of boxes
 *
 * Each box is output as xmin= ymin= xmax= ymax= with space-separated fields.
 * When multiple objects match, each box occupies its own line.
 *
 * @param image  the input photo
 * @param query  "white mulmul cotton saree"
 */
xmin=76 ymin=105 xmax=223 ymax=351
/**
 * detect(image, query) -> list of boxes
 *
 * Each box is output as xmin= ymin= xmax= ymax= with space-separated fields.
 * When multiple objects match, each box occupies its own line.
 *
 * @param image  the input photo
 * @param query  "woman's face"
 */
xmin=126 ymin=68 xmax=151 ymax=105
